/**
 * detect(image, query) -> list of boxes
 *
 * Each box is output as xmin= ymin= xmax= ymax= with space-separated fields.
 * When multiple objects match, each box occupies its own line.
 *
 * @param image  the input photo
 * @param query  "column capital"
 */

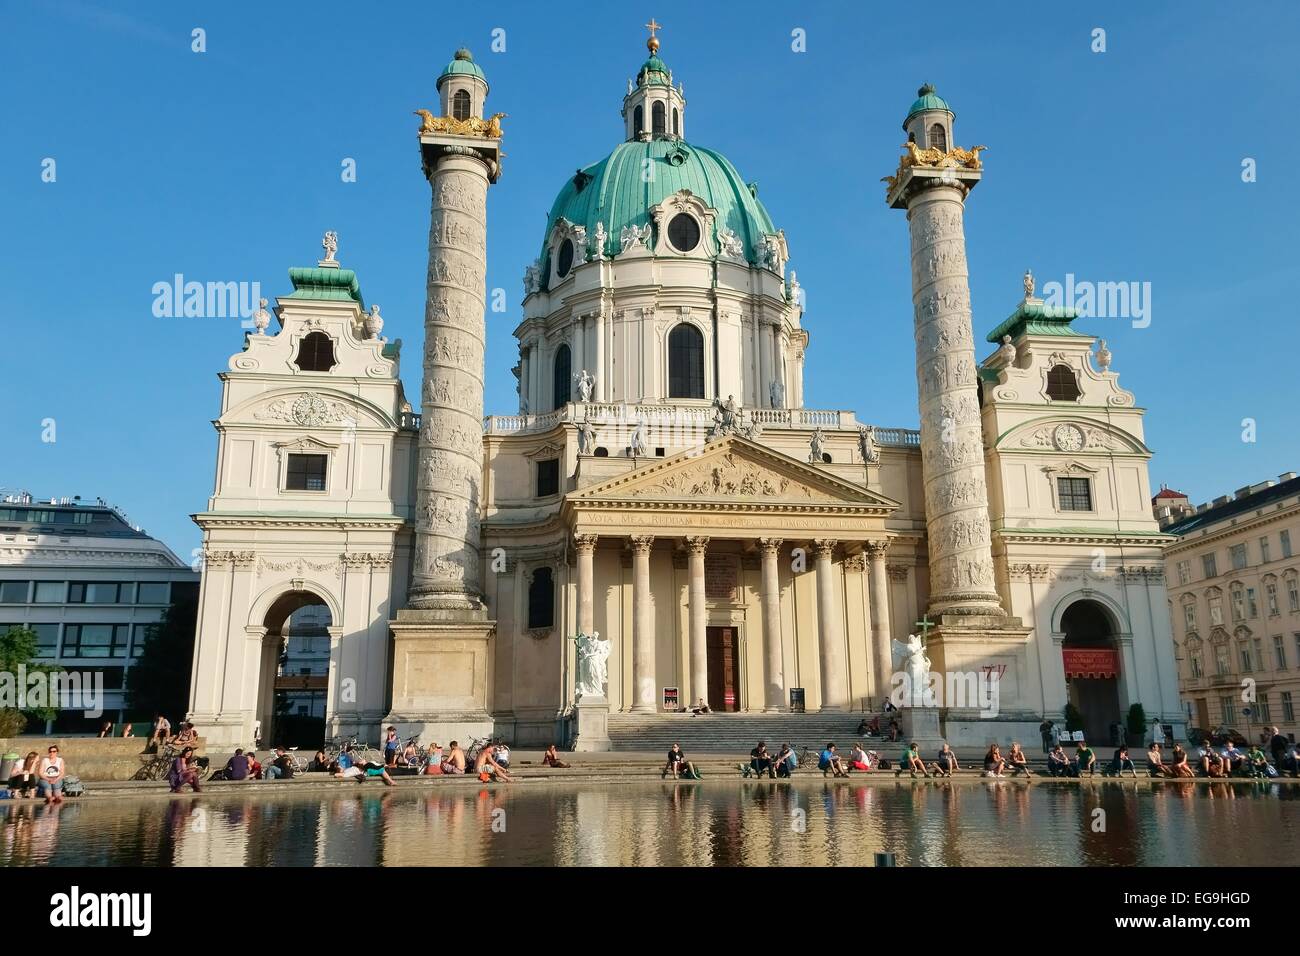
xmin=684 ymin=535 xmax=710 ymax=556
xmin=629 ymin=535 xmax=655 ymax=554
xmin=812 ymin=538 xmax=838 ymax=558
xmin=758 ymin=537 xmax=784 ymax=556
xmin=865 ymin=538 xmax=891 ymax=559
xmin=573 ymin=534 xmax=599 ymax=555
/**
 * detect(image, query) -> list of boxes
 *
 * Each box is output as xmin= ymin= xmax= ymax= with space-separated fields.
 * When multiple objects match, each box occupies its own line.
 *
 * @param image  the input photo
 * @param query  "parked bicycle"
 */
xmin=133 ymin=744 xmax=211 ymax=782
xmin=325 ymin=734 xmax=382 ymax=766
xmin=399 ymin=735 xmax=430 ymax=772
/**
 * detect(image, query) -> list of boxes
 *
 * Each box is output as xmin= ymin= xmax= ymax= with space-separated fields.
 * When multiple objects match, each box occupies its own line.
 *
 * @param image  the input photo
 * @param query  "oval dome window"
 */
xmin=667 ymin=213 xmax=700 ymax=253
xmin=556 ymin=238 xmax=575 ymax=278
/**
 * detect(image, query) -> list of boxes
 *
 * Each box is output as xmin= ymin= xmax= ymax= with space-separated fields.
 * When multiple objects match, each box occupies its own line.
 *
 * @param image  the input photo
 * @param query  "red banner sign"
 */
xmin=1062 ymin=648 xmax=1119 ymax=678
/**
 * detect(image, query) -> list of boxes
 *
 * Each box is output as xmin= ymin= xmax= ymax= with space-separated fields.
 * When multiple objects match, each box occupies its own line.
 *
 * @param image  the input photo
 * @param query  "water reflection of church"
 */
xmin=186 ymin=28 xmax=1184 ymax=750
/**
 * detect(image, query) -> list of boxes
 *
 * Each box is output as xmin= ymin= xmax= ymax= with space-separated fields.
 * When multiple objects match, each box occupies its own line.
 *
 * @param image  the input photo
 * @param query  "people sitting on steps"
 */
xmin=1007 ymin=742 xmax=1033 ymax=778
xmin=664 ymin=743 xmax=699 ymax=780
xmin=749 ymin=741 xmax=775 ymax=779
xmin=897 ymin=741 xmax=928 ymax=779
xmin=820 ymin=742 xmax=849 ymax=778
xmin=775 ymin=743 xmax=797 ymax=777
xmin=931 ymin=742 xmax=959 ymax=777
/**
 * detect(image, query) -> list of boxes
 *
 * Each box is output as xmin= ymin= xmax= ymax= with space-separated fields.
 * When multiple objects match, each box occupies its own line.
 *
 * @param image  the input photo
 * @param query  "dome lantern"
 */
xmin=622 ymin=19 xmax=686 ymax=142
xmin=437 ymin=48 xmax=489 ymax=121
xmin=903 ymin=82 xmax=954 ymax=153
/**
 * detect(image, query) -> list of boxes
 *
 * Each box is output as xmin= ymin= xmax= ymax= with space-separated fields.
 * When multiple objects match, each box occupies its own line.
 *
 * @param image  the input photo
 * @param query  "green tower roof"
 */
xmin=638 ymin=53 xmax=671 ymax=86
xmin=906 ymin=83 xmax=953 ymax=122
xmin=985 ymin=300 xmax=1080 ymax=344
xmin=438 ymin=48 xmax=486 ymax=89
xmin=285 ymin=267 xmax=365 ymax=309
xmin=538 ymin=139 xmax=777 ymax=282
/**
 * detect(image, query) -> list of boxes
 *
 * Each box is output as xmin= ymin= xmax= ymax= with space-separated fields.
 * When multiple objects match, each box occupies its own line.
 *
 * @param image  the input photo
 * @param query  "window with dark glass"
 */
xmin=0 ymin=581 xmax=29 ymax=602
xmin=928 ymin=123 xmax=947 ymax=152
xmin=132 ymin=623 xmax=154 ymax=657
xmin=29 ymin=623 xmax=59 ymax=657
xmin=527 ymin=567 xmax=555 ymax=628
xmin=287 ymin=454 xmax=328 ymax=491
xmin=652 ymin=101 xmax=666 ymax=135
xmin=536 ymin=458 xmax=560 ymax=497
xmin=63 ymin=623 xmax=129 ymax=659
xmin=556 ymin=238 xmax=574 ymax=278
xmin=33 ymin=582 xmax=65 ymax=603
xmin=452 ymin=89 xmax=471 ymax=121
xmin=634 ymin=105 xmax=643 ymax=135
xmin=295 ymin=331 xmax=337 ymax=372
xmin=137 ymin=582 xmax=171 ymax=604
xmin=667 ymin=213 xmax=700 ymax=252
xmin=552 ymin=345 xmax=571 ymax=411
xmin=673 ymin=108 xmax=679 ymax=136
xmin=1046 ymin=364 xmax=1081 ymax=401
xmin=668 ymin=323 xmax=705 ymax=398
xmin=69 ymin=582 xmax=121 ymax=604
xmin=1057 ymin=477 xmax=1092 ymax=511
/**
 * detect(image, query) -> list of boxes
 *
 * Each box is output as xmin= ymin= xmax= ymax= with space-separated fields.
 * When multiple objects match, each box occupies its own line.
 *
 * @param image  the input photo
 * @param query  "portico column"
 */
xmin=814 ymin=539 xmax=848 ymax=711
xmin=630 ymin=535 xmax=656 ymax=712
xmin=575 ymin=534 xmax=598 ymax=636
xmin=519 ymin=346 xmax=530 ymax=414
xmin=685 ymin=536 xmax=710 ymax=709
xmin=866 ymin=539 xmax=893 ymax=707
xmin=759 ymin=537 xmax=784 ymax=711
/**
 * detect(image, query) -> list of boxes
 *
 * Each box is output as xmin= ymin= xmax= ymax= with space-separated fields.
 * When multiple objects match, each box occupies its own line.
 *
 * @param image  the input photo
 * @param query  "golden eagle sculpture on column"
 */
xmin=881 ymin=141 xmax=987 ymax=192
xmin=414 ymin=109 xmax=507 ymax=139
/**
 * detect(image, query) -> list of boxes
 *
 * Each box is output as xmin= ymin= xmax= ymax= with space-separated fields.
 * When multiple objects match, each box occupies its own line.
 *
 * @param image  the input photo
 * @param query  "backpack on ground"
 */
xmin=63 ymin=776 xmax=85 ymax=797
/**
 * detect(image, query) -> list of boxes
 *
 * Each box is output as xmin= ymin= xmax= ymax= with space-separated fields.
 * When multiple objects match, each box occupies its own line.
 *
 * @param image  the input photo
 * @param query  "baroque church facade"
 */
xmin=187 ymin=32 xmax=1184 ymax=749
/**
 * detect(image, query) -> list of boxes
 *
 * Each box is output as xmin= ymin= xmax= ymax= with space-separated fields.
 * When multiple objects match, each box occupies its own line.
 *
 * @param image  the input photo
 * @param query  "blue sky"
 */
xmin=2 ymin=1 xmax=1297 ymax=558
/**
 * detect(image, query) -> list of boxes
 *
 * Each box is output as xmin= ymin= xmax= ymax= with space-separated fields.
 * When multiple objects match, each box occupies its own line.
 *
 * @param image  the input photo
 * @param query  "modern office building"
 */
xmin=0 ymin=492 xmax=199 ymax=731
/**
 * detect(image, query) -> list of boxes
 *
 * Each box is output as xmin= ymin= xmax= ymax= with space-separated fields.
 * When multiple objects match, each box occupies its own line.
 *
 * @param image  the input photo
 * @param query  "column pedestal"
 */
xmin=899 ymin=706 xmax=946 ymax=751
xmin=383 ymin=606 xmax=495 ymax=743
xmin=571 ymin=696 xmax=612 ymax=752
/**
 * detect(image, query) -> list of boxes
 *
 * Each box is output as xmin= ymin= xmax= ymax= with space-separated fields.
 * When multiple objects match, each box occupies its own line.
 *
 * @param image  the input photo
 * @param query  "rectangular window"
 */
xmin=1177 ymin=561 xmax=1190 ymax=586
xmin=1259 ymin=694 xmax=1272 ymax=723
xmin=1183 ymin=603 xmax=1196 ymax=632
xmin=1202 ymin=554 xmax=1218 ymax=579
xmin=1230 ymin=544 xmax=1248 ymax=570
xmin=1260 ymin=536 xmax=1271 ymax=564
xmin=69 ymin=582 xmax=121 ymax=604
xmin=1289 ymin=579 xmax=1300 ymax=612
xmin=1283 ymin=529 xmax=1293 ymax=559
xmin=286 ymin=453 xmax=328 ymax=491
xmin=33 ymin=581 xmax=66 ymax=603
xmin=1231 ymin=588 xmax=1245 ymax=622
xmin=1284 ymin=691 xmax=1295 ymax=723
xmin=1189 ymin=653 xmax=1202 ymax=678
xmin=1274 ymin=634 xmax=1287 ymax=670
xmin=536 ymin=459 xmax=560 ymax=498
xmin=1239 ymin=646 xmax=1252 ymax=672
xmin=1056 ymin=477 xmax=1092 ymax=511
xmin=1209 ymin=595 xmax=1224 ymax=626
xmin=137 ymin=582 xmax=170 ymax=605
xmin=1215 ymin=646 xmax=1231 ymax=676
xmin=0 ymin=581 xmax=30 ymax=603
xmin=62 ymin=623 xmax=130 ymax=659
xmin=131 ymin=623 xmax=154 ymax=657
xmin=24 ymin=623 xmax=60 ymax=657
xmin=1219 ymin=695 xmax=1233 ymax=724
xmin=1253 ymin=637 xmax=1264 ymax=671
xmin=1247 ymin=587 xmax=1258 ymax=619
xmin=1268 ymin=583 xmax=1279 ymax=616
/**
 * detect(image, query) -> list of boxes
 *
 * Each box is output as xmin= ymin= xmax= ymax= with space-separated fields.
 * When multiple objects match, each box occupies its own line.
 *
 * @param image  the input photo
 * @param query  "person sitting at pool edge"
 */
xmin=1146 ymin=742 xmax=1172 ymax=777
xmin=1169 ymin=744 xmax=1195 ymax=778
xmin=543 ymin=744 xmax=570 ymax=769
xmin=1073 ymin=741 xmax=1096 ymax=777
xmin=983 ymin=744 xmax=1006 ymax=777
xmin=1007 ymin=742 xmax=1033 ymax=778
xmin=775 ymin=743 xmax=797 ymax=778
xmin=821 ymin=742 xmax=849 ymax=778
xmin=1047 ymin=745 xmax=1070 ymax=777
xmin=897 ymin=741 xmax=928 ymax=778
xmin=664 ymin=743 xmax=696 ymax=780
xmin=848 ymin=743 xmax=872 ymax=773
xmin=1109 ymin=745 xmax=1138 ymax=778
xmin=931 ymin=742 xmax=959 ymax=778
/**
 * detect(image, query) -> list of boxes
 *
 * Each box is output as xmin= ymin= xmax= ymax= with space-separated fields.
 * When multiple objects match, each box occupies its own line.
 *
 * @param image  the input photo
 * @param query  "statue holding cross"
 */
xmin=891 ymin=616 xmax=934 ymax=707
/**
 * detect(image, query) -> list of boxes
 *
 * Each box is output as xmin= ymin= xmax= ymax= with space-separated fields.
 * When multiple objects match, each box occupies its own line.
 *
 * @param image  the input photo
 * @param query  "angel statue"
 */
xmin=573 ymin=631 xmax=611 ymax=700
xmin=890 ymin=633 xmax=933 ymax=708
xmin=576 ymin=368 xmax=595 ymax=403
xmin=322 ymin=230 xmax=338 ymax=263
xmin=629 ymin=418 xmax=649 ymax=457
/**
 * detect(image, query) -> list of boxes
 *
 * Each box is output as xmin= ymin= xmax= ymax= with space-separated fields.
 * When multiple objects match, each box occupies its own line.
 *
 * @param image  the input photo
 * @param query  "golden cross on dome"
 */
xmin=645 ymin=17 xmax=662 ymax=39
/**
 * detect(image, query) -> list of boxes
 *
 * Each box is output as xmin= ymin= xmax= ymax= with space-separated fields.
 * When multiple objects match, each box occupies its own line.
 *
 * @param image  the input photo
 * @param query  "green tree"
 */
xmin=0 ymin=625 xmax=61 ymax=736
xmin=124 ymin=590 xmax=199 ymax=724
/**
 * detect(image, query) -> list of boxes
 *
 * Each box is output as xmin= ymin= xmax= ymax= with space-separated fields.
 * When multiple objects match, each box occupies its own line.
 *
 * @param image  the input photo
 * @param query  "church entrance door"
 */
xmin=706 ymin=626 xmax=741 ymax=712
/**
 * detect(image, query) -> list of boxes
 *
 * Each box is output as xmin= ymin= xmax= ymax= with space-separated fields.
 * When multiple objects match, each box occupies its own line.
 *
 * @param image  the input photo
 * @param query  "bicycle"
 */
xmin=133 ymin=744 xmax=211 ymax=782
xmin=325 ymin=734 xmax=383 ymax=766
xmin=399 ymin=735 xmax=430 ymax=773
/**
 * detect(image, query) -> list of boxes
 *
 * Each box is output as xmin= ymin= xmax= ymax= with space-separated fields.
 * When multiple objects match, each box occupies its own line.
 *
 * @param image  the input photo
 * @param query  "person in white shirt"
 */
xmin=38 ymin=746 xmax=66 ymax=804
xmin=494 ymin=743 xmax=511 ymax=769
xmin=148 ymin=713 xmax=172 ymax=750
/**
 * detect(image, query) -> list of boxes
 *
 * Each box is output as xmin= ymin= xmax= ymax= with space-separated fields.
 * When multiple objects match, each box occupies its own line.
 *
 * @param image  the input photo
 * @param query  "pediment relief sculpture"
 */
xmin=627 ymin=452 xmax=833 ymax=502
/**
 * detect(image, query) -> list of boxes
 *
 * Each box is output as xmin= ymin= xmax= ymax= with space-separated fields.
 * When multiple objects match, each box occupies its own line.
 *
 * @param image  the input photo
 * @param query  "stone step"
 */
xmin=606 ymin=714 xmax=875 ymax=752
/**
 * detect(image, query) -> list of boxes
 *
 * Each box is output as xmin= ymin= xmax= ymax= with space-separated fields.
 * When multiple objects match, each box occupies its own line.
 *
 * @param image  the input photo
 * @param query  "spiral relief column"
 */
xmin=388 ymin=50 xmax=503 ymax=744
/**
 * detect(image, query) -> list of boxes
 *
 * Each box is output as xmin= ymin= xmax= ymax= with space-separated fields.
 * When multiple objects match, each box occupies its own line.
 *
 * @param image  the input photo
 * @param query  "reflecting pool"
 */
xmin=5 ymin=779 xmax=1300 ymax=866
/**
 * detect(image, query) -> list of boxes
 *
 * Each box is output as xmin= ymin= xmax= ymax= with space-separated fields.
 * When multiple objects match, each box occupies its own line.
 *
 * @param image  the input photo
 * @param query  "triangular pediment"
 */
xmin=568 ymin=437 xmax=899 ymax=511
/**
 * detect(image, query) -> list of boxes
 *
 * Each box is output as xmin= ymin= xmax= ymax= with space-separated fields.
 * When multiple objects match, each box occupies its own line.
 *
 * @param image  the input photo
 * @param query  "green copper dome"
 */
xmin=905 ymin=83 xmax=953 ymax=122
xmin=638 ymin=53 xmax=671 ymax=86
xmin=437 ymin=48 xmax=486 ymax=89
xmin=538 ymin=139 xmax=777 ymax=281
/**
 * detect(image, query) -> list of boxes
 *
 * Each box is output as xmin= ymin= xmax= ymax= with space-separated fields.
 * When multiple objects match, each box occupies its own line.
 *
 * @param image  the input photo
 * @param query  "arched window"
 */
xmin=633 ymin=105 xmax=643 ymax=136
xmin=552 ymin=344 xmax=571 ymax=410
xmin=929 ymin=123 xmax=947 ymax=152
xmin=652 ymin=101 xmax=666 ymax=136
xmin=673 ymin=107 xmax=680 ymax=136
xmin=295 ymin=331 xmax=337 ymax=372
xmin=527 ymin=567 xmax=554 ymax=629
xmin=452 ymin=89 xmax=471 ymax=121
xmin=1046 ymin=364 xmax=1081 ymax=401
xmin=667 ymin=323 xmax=705 ymax=399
